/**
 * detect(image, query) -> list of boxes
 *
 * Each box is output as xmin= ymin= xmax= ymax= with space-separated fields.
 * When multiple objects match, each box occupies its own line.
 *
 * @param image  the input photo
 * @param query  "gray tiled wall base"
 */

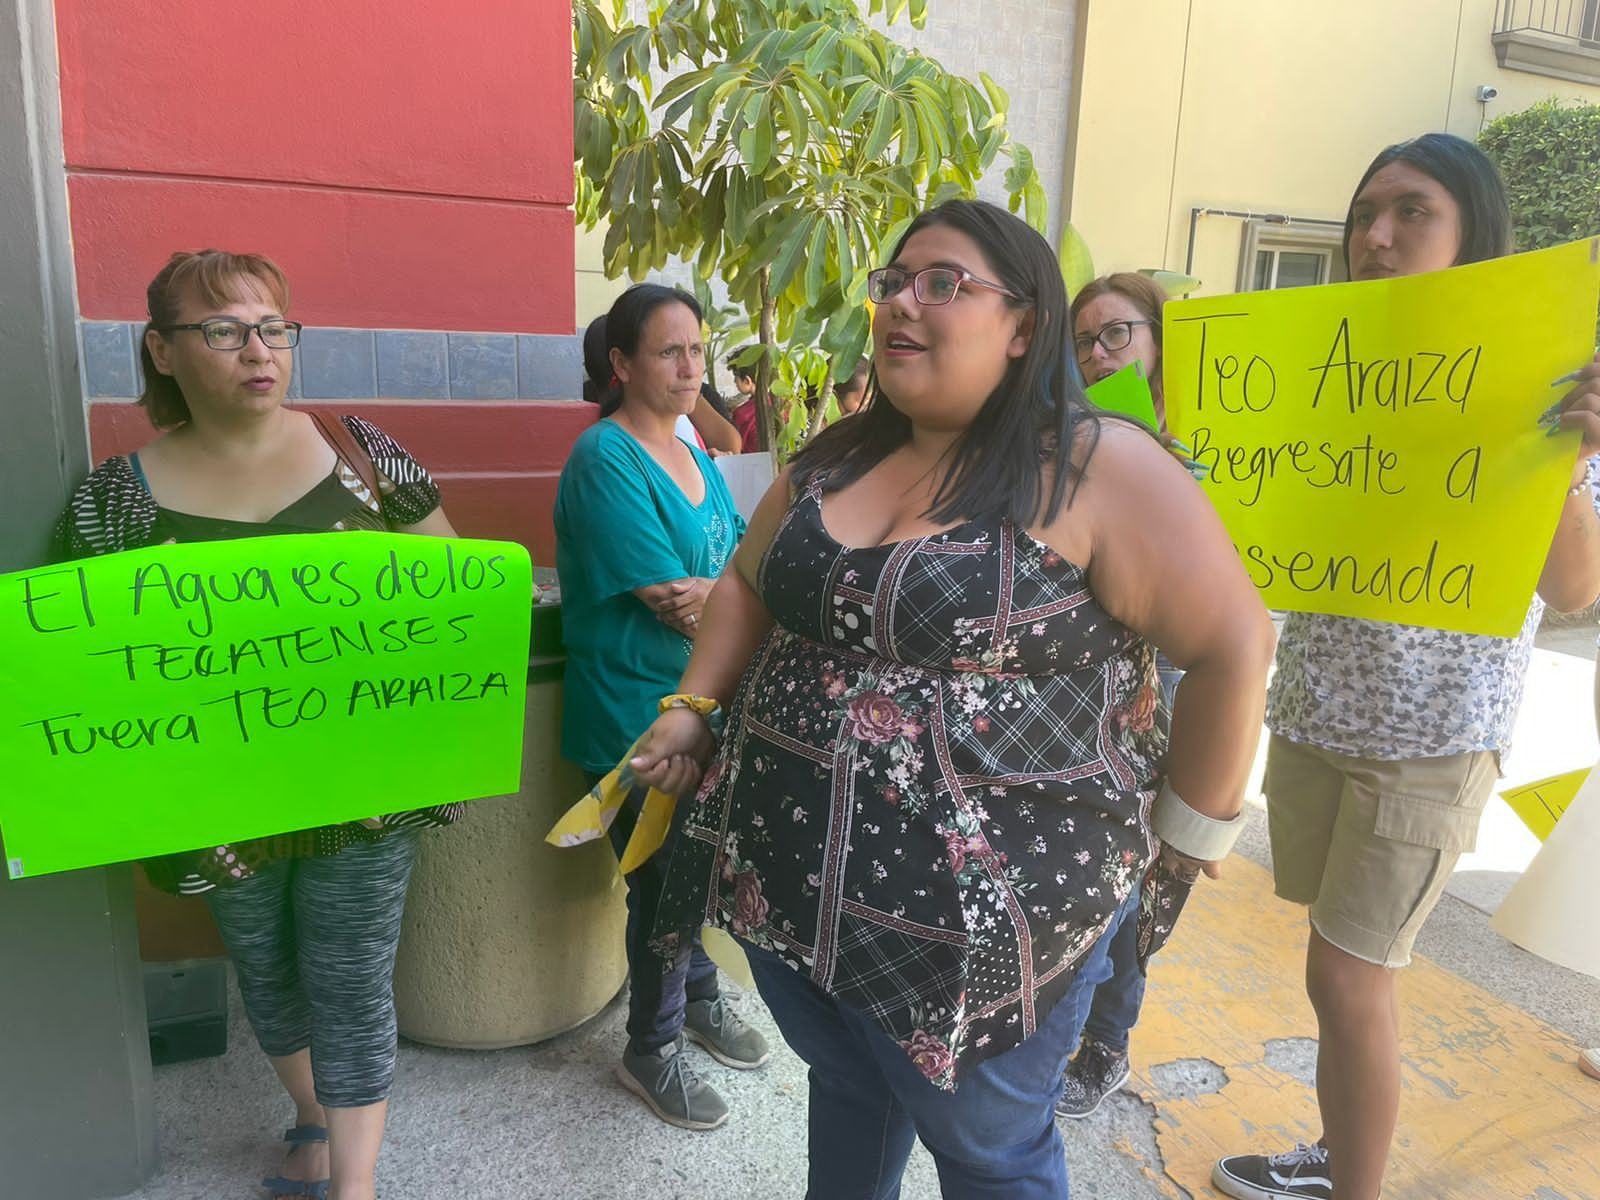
xmin=78 ymin=320 xmax=583 ymax=401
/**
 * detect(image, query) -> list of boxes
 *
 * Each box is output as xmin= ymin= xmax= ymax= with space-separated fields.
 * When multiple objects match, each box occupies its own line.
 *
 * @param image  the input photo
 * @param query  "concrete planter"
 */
xmin=393 ymin=616 xmax=626 ymax=1048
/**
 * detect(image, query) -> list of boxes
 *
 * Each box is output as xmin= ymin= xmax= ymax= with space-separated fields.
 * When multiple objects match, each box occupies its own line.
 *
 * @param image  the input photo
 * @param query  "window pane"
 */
xmin=1253 ymin=250 xmax=1274 ymax=291
xmin=1273 ymin=251 xmax=1326 ymax=289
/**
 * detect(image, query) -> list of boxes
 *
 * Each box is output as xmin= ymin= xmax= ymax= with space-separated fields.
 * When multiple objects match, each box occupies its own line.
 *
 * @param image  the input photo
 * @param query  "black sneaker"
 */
xmin=1054 ymin=1037 xmax=1131 ymax=1119
xmin=1212 ymin=1142 xmax=1333 ymax=1199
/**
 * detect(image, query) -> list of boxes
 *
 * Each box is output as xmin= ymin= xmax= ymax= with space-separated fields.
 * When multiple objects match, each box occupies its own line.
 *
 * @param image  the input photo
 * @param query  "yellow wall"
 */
xmin=574 ymin=222 xmax=626 ymax=330
xmin=1068 ymin=0 xmax=1600 ymax=295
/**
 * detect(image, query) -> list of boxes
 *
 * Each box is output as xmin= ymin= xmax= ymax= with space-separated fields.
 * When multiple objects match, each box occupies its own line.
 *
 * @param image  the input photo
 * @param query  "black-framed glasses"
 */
xmin=160 ymin=318 xmax=302 ymax=351
xmin=1073 ymin=319 xmax=1154 ymax=361
xmin=866 ymin=266 xmax=1021 ymax=306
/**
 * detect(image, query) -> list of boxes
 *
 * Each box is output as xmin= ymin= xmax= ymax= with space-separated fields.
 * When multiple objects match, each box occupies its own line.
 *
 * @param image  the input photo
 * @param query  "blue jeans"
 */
xmin=744 ymin=917 xmax=1122 ymax=1200
xmin=596 ymin=778 xmax=718 ymax=1052
xmin=1065 ymin=886 xmax=1145 ymax=1055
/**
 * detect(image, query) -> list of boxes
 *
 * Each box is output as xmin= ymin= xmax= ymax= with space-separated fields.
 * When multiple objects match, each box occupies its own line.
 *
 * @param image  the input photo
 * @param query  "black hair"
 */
xmin=594 ymin=284 xmax=704 ymax=417
xmin=832 ymin=357 xmax=870 ymax=401
xmin=1343 ymin=133 xmax=1513 ymax=274
xmin=793 ymin=199 xmax=1139 ymax=526
xmin=581 ymin=313 xmax=609 ymax=405
xmin=727 ymin=345 xmax=757 ymax=385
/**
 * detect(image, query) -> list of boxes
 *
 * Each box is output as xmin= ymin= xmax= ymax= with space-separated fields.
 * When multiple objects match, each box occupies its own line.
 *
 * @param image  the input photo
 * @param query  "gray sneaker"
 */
xmin=616 ymin=1037 xmax=729 ymax=1130
xmin=683 ymin=995 xmax=771 ymax=1069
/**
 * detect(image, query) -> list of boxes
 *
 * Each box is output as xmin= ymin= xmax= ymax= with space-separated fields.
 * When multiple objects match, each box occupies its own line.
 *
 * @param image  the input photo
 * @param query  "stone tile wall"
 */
xmin=79 ymin=321 xmax=584 ymax=402
xmin=885 ymin=0 xmax=1078 ymax=230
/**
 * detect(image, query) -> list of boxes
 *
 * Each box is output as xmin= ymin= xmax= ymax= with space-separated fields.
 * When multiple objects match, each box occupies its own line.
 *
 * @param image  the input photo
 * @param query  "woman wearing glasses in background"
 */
xmin=51 ymin=249 xmax=457 ymax=1200
xmin=1072 ymin=273 xmax=1169 ymax=428
xmin=1051 ymin=272 xmax=1203 ymax=1124
xmin=631 ymin=200 xmax=1276 ymax=1197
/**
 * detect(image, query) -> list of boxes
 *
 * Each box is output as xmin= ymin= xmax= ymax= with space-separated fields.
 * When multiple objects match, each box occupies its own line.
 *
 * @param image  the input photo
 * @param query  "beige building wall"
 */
xmin=1067 ymin=0 xmax=1600 ymax=296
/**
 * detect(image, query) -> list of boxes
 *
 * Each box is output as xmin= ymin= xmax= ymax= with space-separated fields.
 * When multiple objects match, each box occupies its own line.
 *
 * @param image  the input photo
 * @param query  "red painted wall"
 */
xmin=90 ymin=402 xmax=598 ymax=566
xmin=55 ymin=0 xmax=574 ymax=333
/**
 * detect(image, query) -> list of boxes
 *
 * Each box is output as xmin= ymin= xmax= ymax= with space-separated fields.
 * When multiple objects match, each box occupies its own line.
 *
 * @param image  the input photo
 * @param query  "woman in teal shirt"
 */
xmin=554 ymin=284 xmax=766 ymax=1132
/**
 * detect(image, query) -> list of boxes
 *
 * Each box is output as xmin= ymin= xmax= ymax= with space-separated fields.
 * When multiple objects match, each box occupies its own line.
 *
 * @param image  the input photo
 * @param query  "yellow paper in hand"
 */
xmin=701 ymin=925 xmax=756 ymax=989
xmin=618 ymin=787 xmax=676 ymax=873
xmin=1499 ymin=767 xmax=1589 ymax=842
xmin=546 ymin=750 xmax=634 ymax=848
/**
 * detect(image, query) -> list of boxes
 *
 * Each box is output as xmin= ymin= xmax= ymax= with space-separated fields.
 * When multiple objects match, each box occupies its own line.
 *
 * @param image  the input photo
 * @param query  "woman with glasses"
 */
xmin=1049 ymin=270 xmax=1197 ymax=1125
xmin=1072 ymin=273 xmax=1169 ymax=427
xmin=630 ymin=200 xmax=1275 ymax=1197
xmin=51 ymin=249 xmax=457 ymax=1200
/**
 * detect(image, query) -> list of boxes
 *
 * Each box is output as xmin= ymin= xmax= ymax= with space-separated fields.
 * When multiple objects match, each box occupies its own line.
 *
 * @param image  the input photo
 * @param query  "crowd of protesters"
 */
xmin=43 ymin=131 xmax=1600 ymax=1200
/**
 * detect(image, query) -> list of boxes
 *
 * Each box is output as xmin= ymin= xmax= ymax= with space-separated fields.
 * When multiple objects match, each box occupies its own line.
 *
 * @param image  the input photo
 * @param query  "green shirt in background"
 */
xmin=555 ymin=419 xmax=745 ymax=774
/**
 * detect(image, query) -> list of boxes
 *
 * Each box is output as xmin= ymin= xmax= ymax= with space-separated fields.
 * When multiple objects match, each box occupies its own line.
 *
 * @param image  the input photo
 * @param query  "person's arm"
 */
xmin=558 ymin=434 xmax=698 ymax=615
xmin=1043 ymin=423 xmax=1276 ymax=861
xmin=629 ymin=466 xmax=795 ymax=792
xmin=689 ymin=388 xmax=742 ymax=455
xmin=1537 ymin=356 xmax=1600 ymax=612
xmin=399 ymin=508 xmax=459 ymax=537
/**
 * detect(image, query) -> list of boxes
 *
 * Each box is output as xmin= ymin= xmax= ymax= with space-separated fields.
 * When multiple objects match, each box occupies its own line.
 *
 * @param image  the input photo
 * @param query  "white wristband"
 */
xmin=1151 ymin=780 xmax=1245 ymax=862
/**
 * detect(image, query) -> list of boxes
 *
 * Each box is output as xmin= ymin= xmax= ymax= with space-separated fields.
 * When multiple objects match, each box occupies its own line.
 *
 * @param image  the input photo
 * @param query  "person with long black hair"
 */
xmin=1213 ymin=132 xmax=1600 ymax=1200
xmin=629 ymin=199 xmax=1276 ymax=1197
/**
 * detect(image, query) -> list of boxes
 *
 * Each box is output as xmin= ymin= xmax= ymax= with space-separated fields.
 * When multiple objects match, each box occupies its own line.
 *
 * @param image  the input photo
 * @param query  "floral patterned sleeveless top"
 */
xmin=656 ymin=477 xmax=1168 ymax=1089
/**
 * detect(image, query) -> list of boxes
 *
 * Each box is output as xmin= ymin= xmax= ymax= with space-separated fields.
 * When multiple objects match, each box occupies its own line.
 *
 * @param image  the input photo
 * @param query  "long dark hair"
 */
xmin=1343 ymin=133 xmax=1513 ymax=274
xmin=794 ymin=199 xmax=1122 ymax=526
xmin=580 ymin=313 xmax=609 ymax=405
xmin=595 ymin=284 xmax=704 ymax=418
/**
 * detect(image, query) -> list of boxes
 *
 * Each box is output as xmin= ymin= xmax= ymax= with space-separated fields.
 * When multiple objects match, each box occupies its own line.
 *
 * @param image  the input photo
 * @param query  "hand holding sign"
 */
xmin=0 ymin=532 xmax=533 ymax=878
xmin=1164 ymin=238 xmax=1600 ymax=637
xmin=1541 ymin=350 xmax=1600 ymax=470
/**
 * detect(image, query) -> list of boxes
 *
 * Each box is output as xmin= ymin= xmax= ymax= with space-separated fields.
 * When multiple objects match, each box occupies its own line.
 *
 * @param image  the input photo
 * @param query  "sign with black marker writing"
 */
xmin=1165 ymin=239 xmax=1600 ymax=637
xmin=0 ymin=533 xmax=533 ymax=878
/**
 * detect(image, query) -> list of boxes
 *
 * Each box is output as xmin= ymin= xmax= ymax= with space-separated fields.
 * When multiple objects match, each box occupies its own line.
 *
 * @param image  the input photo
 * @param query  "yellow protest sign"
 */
xmin=1499 ymin=767 xmax=1589 ymax=842
xmin=0 ymin=532 xmax=532 ymax=878
xmin=1165 ymin=239 xmax=1600 ymax=637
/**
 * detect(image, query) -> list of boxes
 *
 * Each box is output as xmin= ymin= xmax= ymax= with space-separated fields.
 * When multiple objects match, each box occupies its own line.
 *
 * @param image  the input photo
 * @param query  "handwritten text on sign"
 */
xmin=0 ymin=533 xmax=533 ymax=878
xmin=1165 ymin=239 xmax=1600 ymax=637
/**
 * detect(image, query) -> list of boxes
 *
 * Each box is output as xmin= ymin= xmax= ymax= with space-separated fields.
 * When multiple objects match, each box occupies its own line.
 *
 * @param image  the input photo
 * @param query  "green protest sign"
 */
xmin=0 ymin=533 xmax=533 ymax=879
xmin=1085 ymin=362 xmax=1160 ymax=431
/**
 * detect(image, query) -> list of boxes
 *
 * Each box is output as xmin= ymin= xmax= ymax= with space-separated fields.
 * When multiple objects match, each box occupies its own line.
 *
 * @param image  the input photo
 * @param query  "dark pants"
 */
xmin=205 ymin=830 xmax=418 ymax=1107
xmin=590 ymin=776 xmax=719 ymax=1053
xmin=744 ymin=928 xmax=1123 ymax=1200
xmin=1066 ymin=886 xmax=1145 ymax=1054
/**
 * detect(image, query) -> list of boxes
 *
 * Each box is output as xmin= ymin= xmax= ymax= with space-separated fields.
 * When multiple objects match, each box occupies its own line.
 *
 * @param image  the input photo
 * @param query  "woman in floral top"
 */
xmin=632 ymin=200 xmax=1276 ymax=1198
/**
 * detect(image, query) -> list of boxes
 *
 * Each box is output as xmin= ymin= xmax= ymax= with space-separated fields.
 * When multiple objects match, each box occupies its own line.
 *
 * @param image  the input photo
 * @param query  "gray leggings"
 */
xmin=206 ymin=830 xmax=419 ymax=1108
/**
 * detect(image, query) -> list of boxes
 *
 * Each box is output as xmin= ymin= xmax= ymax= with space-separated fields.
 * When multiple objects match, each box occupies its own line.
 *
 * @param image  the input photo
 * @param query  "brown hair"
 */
xmin=1070 ymin=272 xmax=1168 ymax=351
xmin=140 ymin=250 xmax=291 ymax=428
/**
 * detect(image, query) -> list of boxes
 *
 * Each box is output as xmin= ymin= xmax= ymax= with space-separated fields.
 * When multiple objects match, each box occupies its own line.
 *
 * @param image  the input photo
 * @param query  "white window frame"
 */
xmin=1237 ymin=220 xmax=1346 ymax=292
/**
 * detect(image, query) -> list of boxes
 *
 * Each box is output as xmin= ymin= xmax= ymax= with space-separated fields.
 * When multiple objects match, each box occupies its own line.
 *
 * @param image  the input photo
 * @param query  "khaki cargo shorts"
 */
xmin=1263 ymin=733 xmax=1498 ymax=968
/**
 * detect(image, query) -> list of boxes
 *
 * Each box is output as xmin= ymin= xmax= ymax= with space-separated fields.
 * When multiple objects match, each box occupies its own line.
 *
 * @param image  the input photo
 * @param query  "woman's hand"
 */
xmin=1159 ymin=840 xmax=1221 ymax=881
xmin=629 ymin=707 xmax=716 ymax=794
xmin=1541 ymin=352 xmax=1600 ymax=469
xmin=653 ymin=577 xmax=715 ymax=637
xmin=1158 ymin=433 xmax=1209 ymax=481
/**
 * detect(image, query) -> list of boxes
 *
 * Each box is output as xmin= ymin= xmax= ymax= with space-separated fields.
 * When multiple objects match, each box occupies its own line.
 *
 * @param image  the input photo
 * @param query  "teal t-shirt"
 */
xmin=554 ymin=419 xmax=745 ymax=774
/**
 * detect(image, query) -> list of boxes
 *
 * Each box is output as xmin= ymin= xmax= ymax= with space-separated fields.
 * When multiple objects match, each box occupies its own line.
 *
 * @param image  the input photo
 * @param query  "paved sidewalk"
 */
xmin=122 ymin=628 xmax=1600 ymax=1199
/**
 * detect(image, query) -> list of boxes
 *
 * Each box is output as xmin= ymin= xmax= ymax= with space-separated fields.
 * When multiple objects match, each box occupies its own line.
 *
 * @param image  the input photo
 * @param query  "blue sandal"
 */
xmin=262 ymin=1124 xmax=329 ymax=1199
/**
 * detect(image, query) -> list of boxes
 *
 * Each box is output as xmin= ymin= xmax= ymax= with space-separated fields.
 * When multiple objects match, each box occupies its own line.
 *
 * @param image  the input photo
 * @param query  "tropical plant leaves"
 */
xmin=572 ymin=0 xmax=1049 ymax=455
